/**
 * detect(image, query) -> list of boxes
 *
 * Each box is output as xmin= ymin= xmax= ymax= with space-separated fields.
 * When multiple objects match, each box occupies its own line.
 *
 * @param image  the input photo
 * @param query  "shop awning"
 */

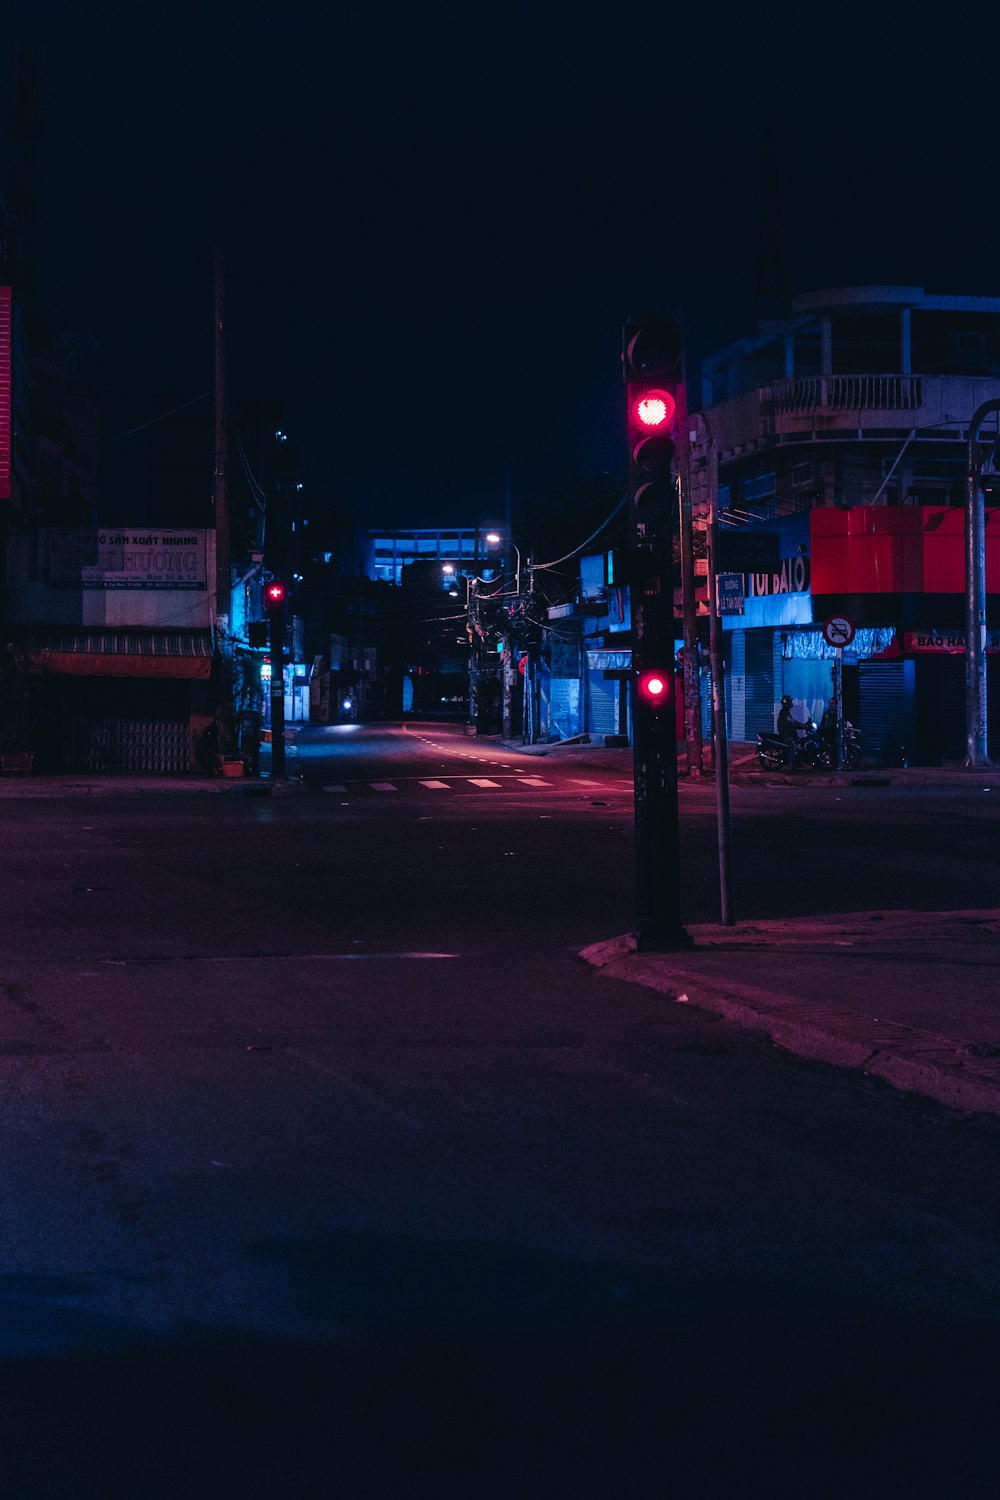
xmin=25 ymin=630 xmax=215 ymax=679
xmin=587 ymin=650 xmax=632 ymax=671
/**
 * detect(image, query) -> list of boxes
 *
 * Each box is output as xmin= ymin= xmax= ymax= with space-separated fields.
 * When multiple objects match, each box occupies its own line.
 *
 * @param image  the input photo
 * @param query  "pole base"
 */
xmin=635 ymin=927 xmax=695 ymax=953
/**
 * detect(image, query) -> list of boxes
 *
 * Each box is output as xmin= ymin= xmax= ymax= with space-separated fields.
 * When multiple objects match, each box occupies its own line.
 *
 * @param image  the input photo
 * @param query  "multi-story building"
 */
xmin=689 ymin=285 xmax=1000 ymax=764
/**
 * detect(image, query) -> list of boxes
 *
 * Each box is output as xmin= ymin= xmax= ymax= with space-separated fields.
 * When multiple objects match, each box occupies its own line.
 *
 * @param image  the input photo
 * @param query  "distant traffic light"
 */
xmin=624 ymin=313 xmax=684 ymax=524
xmin=263 ymin=580 xmax=286 ymax=611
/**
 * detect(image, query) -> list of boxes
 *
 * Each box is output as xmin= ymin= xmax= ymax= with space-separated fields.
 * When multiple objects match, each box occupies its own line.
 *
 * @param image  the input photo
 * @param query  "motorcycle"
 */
xmin=757 ymin=718 xmax=862 ymax=771
xmin=757 ymin=719 xmax=824 ymax=771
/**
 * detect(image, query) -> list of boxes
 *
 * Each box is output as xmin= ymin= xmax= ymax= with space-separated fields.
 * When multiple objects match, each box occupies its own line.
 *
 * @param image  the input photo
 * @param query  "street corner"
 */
xmin=579 ymin=933 xmax=636 ymax=969
xmin=578 ymin=933 xmax=700 ymax=1004
xmin=580 ymin=913 xmax=1000 ymax=1121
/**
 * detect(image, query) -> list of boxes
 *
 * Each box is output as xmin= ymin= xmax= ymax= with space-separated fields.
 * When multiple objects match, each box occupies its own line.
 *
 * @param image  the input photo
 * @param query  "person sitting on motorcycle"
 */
xmin=776 ymin=694 xmax=807 ymax=748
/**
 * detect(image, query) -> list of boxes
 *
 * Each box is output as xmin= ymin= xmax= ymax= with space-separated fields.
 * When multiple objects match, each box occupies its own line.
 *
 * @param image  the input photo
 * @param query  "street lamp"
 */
xmin=485 ymin=531 xmax=520 ymax=594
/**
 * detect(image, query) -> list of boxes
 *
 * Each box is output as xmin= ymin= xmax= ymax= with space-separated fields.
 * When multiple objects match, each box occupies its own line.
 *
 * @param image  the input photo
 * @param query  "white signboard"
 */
xmin=49 ymin=529 xmax=208 ymax=590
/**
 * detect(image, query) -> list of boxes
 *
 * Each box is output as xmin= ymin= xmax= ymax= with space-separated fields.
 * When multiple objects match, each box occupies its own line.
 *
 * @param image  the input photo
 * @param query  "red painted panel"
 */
xmin=810 ymin=505 xmax=1000 ymax=593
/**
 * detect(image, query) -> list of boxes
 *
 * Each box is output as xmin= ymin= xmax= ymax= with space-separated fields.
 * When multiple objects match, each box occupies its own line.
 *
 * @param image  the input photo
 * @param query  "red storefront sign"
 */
xmin=902 ymin=631 xmax=1000 ymax=654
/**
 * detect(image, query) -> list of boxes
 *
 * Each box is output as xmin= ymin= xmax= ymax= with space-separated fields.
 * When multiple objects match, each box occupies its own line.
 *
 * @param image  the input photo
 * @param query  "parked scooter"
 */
xmin=757 ymin=718 xmax=862 ymax=771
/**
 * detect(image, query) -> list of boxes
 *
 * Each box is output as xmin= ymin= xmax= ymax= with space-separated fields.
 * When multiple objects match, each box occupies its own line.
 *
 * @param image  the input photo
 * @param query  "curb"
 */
xmin=0 ymin=776 xmax=306 ymax=799
xmin=580 ymin=932 xmax=1000 ymax=1120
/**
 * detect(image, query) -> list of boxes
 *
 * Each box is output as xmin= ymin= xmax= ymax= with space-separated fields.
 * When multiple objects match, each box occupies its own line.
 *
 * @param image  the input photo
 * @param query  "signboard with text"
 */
xmin=48 ymin=529 xmax=208 ymax=590
xmin=903 ymin=630 xmax=1000 ymax=654
xmin=717 ymin=573 xmax=745 ymax=615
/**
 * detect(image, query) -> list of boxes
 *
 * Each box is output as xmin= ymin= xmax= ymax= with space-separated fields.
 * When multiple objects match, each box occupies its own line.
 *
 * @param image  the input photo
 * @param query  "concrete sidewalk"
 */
xmin=491 ymin=731 xmax=1000 ymax=788
xmin=582 ymin=908 xmax=1000 ymax=1119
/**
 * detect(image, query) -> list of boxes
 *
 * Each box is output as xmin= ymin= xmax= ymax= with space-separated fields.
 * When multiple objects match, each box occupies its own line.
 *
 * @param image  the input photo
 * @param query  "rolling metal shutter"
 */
xmin=858 ymin=660 xmax=915 ymax=767
xmin=587 ymin=670 xmax=617 ymax=737
xmin=743 ymin=630 xmax=776 ymax=739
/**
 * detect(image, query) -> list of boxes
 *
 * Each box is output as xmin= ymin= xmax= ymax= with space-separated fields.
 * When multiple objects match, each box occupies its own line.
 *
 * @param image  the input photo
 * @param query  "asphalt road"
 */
xmin=2 ymin=722 xmax=1000 ymax=1496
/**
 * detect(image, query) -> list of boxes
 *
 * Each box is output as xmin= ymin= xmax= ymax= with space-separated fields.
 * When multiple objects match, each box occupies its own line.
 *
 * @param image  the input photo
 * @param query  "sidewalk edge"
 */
xmin=580 ymin=934 xmax=1000 ymax=1119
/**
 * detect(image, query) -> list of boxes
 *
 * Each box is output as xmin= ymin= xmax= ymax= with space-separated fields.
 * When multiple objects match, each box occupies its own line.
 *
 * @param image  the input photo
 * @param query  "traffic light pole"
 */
xmin=269 ymin=603 xmax=286 ymax=778
xmin=632 ymin=561 xmax=690 ymax=949
xmin=625 ymin=314 xmax=692 ymax=951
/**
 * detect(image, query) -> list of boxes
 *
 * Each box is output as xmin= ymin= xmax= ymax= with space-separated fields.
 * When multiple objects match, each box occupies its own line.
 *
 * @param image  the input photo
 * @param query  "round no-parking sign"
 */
xmin=822 ymin=615 xmax=855 ymax=648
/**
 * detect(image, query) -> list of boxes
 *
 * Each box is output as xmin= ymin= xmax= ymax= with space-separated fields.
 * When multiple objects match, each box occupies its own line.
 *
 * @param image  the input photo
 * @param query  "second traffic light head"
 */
xmin=623 ymin=313 xmax=682 ymax=385
xmin=264 ymin=580 xmax=287 ymax=611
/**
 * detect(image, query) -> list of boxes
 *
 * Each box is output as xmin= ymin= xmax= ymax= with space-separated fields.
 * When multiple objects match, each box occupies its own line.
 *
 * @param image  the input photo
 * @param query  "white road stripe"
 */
xmin=370 ymin=782 xmax=398 ymax=791
xmin=467 ymin=778 xmax=502 ymax=787
xmin=322 ymin=784 xmax=347 ymax=793
xmin=419 ymin=780 xmax=452 ymax=790
xmin=570 ymin=779 xmax=603 ymax=786
xmin=519 ymin=777 xmax=551 ymax=786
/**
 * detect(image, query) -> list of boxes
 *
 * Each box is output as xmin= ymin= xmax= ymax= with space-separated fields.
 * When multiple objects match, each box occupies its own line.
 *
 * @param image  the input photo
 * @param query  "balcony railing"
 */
xmin=762 ymin=375 xmax=924 ymax=414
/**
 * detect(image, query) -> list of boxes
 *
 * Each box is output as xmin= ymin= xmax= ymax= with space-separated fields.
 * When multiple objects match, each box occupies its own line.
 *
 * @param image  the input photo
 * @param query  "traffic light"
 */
xmin=637 ymin=669 xmax=673 ymax=710
xmin=624 ymin=313 xmax=684 ymax=525
xmin=263 ymin=579 xmax=286 ymax=611
xmin=248 ymin=621 xmax=268 ymax=648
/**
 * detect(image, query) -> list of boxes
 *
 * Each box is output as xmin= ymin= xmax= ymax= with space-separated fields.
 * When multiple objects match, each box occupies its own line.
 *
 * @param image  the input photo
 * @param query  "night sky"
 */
xmin=4 ymin=0 xmax=998 ymax=530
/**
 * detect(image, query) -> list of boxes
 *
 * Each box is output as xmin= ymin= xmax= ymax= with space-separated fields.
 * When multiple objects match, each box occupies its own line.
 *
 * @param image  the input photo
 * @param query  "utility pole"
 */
xmin=705 ymin=436 xmax=735 ymax=924
xmin=691 ymin=413 xmax=736 ymax=925
xmin=678 ymin=471 xmax=704 ymax=776
xmin=213 ymin=244 xmax=230 ymax=636
xmin=966 ymin=399 xmax=998 ymax=768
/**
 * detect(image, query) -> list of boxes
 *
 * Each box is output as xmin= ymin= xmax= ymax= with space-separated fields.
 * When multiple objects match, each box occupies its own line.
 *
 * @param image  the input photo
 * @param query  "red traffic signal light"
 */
xmin=264 ymin=580 xmax=286 ymax=610
xmin=637 ymin=668 xmax=673 ymax=706
xmin=624 ymin=314 xmax=684 ymax=523
xmin=630 ymin=390 xmax=676 ymax=430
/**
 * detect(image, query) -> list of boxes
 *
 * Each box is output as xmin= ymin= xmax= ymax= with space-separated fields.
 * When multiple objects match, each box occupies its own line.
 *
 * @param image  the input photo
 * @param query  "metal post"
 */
xmin=966 ymin=400 xmax=997 ymax=768
xmin=467 ymin=578 xmax=479 ymax=731
xmin=705 ymin=435 xmax=735 ymax=925
xmin=213 ymin=245 xmax=230 ymax=635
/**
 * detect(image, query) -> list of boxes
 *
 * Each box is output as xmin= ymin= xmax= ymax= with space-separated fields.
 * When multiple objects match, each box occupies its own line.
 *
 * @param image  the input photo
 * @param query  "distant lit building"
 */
xmin=363 ymin=525 xmax=507 ymax=586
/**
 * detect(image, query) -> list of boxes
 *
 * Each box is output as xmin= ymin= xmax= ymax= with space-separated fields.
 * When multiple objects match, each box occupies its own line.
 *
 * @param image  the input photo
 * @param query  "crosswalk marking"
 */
xmin=319 ymin=774 xmax=631 ymax=799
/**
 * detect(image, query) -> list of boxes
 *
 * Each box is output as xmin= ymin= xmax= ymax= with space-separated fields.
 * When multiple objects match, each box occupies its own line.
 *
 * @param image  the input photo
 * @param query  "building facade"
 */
xmin=689 ymin=285 xmax=1000 ymax=764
